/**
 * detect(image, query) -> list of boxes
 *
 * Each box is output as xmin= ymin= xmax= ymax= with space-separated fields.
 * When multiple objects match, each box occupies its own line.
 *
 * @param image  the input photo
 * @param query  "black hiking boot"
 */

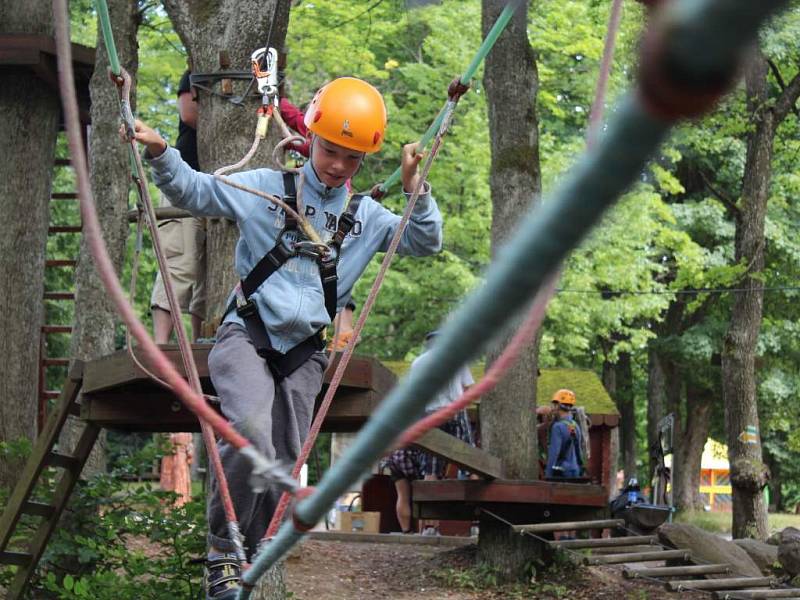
xmin=204 ymin=553 xmax=241 ymax=600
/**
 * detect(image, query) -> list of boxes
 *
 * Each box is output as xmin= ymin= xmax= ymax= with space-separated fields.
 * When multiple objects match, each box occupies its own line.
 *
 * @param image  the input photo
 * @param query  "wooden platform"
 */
xmin=80 ymin=346 xmax=397 ymax=432
xmin=412 ymin=479 xmax=609 ymax=521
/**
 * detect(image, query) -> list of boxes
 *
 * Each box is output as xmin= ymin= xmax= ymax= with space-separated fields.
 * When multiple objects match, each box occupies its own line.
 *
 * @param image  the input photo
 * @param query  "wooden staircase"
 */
xmin=0 ymin=365 xmax=96 ymax=599
xmin=514 ymin=519 xmax=800 ymax=599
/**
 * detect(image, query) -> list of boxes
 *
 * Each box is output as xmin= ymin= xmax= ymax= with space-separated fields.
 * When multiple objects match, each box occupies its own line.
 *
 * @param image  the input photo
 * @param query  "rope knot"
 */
xmin=447 ymin=77 xmax=470 ymax=102
xmin=290 ymin=486 xmax=317 ymax=533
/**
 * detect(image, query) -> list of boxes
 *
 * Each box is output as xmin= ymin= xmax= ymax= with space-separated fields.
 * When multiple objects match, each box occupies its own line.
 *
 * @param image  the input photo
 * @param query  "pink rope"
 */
xmin=587 ymin=0 xmax=624 ymax=148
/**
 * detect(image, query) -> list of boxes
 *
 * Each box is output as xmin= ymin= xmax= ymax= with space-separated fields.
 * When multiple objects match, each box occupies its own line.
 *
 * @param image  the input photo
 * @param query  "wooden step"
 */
xmin=624 ymin=563 xmax=732 ymax=578
xmin=44 ymin=451 xmax=80 ymax=472
xmin=713 ymin=590 xmax=800 ymax=599
xmin=51 ymin=191 xmax=77 ymax=199
xmin=593 ymin=544 xmax=659 ymax=555
xmin=48 ymin=225 xmax=82 ymax=234
xmin=549 ymin=535 xmax=656 ymax=550
xmin=514 ymin=519 xmax=624 ymax=534
xmin=42 ymin=358 xmax=70 ymax=367
xmin=667 ymin=577 xmax=775 ymax=592
xmin=0 ymin=551 xmax=32 ymax=566
xmin=45 ymin=259 xmax=76 ymax=268
xmin=41 ymin=390 xmax=62 ymax=400
xmin=21 ymin=501 xmax=56 ymax=519
xmin=583 ymin=549 xmax=690 ymax=565
xmin=42 ymin=325 xmax=73 ymax=334
xmin=43 ymin=291 xmax=75 ymax=301
xmin=53 ymin=159 xmax=72 ymax=167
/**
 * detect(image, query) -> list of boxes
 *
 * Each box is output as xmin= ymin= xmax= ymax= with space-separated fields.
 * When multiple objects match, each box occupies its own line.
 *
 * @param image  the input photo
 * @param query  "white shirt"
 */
xmin=411 ymin=348 xmax=474 ymax=413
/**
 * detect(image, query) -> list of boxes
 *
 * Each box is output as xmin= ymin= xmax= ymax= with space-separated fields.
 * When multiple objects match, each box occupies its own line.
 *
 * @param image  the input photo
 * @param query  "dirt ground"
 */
xmin=284 ymin=538 xmax=702 ymax=600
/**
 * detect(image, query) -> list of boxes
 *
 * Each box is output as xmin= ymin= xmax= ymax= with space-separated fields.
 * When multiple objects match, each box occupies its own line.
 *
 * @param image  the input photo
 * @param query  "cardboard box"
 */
xmin=336 ymin=510 xmax=381 ymax=533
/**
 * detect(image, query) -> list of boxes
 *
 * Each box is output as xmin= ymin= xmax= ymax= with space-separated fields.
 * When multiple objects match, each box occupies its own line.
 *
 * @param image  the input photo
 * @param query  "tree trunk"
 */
xmin=616 ymin=351 xmax=637 ymax=481
xmin=646 ymin=345 xmax=666 ymax=480
xmin=163 ymin=0 xmax=291 ymax=332
xmin=672 ymin=383 xmax=712 ymax=511
xmin=162 ymin=2 xmax=291 ymax=596
xmin=60 ymin=0 xmax=141 ymax=478
xmin=721 ymin=50 xmax=773 ymax=541
xmin=478 ymin=0 xmax=541 ymax=582
xmin=0 ymin=3 xmax=60 ymax=489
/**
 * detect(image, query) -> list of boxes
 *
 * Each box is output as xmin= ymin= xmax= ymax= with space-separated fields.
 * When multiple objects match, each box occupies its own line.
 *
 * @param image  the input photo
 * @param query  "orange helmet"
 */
xmin=552 ymin=389 xmax=576 ymax=406
xmin=304 ymin=77 xmax=387 ymax=154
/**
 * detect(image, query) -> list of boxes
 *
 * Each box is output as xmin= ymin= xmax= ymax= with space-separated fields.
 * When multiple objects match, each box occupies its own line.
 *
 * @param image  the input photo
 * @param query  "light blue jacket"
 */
xmin=147 ymin=148 xmax=443 ymax=352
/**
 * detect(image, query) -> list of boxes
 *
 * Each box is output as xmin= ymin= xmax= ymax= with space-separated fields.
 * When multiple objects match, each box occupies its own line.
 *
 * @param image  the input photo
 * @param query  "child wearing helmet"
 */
xmin=130 ymin=76 xmax=442 ymax=599
xmin=545 ymin=389 xmax=584 ymax=479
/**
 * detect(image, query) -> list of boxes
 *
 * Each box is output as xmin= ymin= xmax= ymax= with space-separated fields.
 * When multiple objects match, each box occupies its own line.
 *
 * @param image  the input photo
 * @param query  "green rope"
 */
xmin=95 ymin=0 xmax=121 ymax=76
xmin=378 ymin=0 xmax=523 ymax=194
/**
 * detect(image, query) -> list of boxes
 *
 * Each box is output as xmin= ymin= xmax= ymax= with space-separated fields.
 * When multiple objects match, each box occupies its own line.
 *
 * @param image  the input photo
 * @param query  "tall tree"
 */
xmin=477 ymin=0 xmax=542 ymax=581
xmin=0 ymin=2 xmax=61 ymax=488
xmin=721 ymin=48 xmax=800 ymax=540
xmin=162 ymin=0 xmax=291 ymax=333
xmin=161 ymin=1 xmax=291 ymax=595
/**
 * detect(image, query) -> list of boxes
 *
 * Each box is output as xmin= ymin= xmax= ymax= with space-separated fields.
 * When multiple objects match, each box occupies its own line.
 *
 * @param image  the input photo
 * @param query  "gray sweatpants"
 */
xmin=206 ymin=323 xmax=328 ymax=556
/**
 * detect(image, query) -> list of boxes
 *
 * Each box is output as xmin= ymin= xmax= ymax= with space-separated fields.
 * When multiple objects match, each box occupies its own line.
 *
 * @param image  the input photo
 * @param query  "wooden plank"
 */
xmin=42 ymin=325 xmax=73 ymax=334
xmin=21 ymin=501 xmax=56 ymax=519
xmin=45 ymin=259 xmax=76 ymax=268
xmin=51 ymin=192 xmax=78 ymax=199
xmin=667 ymin=577 xmax=774 ymax=592
xmin=44 ymin=451 xmax=80 ymax=472
xmin=0 ymin=364 xmax=82 ymax=553
xmin=624 ymin=564 xmax=732 ymax=578
xmin=514 ymin=519 xmax=624 ymax=534
xmin=0 ymin=35 xmax=95 ymax=67
xmin=127 ymin=206 xmax=193 ymax=222
xmin=81 ymin=347 xmax=393 ymax=394
xmin=549 ymin=535 xmax=656 ymax=549
xmin=0 ymin=551 xmax=31 ymax=566
xmin=307 ymin=531 xmax=473 ymax=547
xmin=584 ymin=549 xmax=690 ymax=565
xmin=411 ymin=428 xmax=505 ymax=480
xmin=413 ymin=479 xmax=609 ymax=508
xmin=42 ymin=358 xmax=69 ymax=367
xmin=43 ymin=291 xmax=75 ymax=301
xmin=713 ymin=590 xmax=800 ymax=600
xmin=48 ymin=225 xmax=82 ymax=234
xmin=81 ymin=387 xmax=382 ymax=432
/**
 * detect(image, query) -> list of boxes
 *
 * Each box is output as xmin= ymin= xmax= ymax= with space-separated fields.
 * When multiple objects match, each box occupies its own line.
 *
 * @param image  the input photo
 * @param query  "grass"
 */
xmin=675 ymin=510 xmax=800 ymax=536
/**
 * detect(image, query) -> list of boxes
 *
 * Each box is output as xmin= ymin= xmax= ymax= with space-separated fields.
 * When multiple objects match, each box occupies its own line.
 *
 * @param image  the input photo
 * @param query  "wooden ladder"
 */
xmin=0 ymin=363 xmax=98 ymax=599
xmin=38 ymin=155 xmax=80 ymax=431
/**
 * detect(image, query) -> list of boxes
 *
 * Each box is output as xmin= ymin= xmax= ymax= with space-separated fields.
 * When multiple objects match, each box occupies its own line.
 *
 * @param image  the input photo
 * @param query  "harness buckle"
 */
xmin=235 ymin=299 xmax=259 ymax=319
xmin=293 ymin=240 xmax=327 ymax=259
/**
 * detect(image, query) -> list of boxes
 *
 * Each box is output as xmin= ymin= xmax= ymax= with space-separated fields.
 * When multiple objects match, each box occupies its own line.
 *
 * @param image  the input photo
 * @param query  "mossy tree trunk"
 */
xmin=721 ymin=47 xmax=800 ymax=540
xmin=478 ymin=0 xmax=541 ymax=582
xmin=0 ymin=1 xmax=60 ymax=490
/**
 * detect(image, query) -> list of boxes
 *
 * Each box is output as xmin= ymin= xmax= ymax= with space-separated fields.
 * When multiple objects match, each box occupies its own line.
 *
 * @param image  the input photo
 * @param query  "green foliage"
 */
xmin=22 ymin=442 xmax=207 ymax=599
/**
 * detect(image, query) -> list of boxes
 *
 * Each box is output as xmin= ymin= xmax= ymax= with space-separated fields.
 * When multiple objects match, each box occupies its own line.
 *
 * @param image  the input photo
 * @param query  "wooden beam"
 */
xmin=624 ymin=564 xmax=732 ymax=579
xmin=713 ymin=590 xmax=800 ymax=600
xmin=413 ymin=479 xmax=609 ymax=508
xmin=514 ymin=519 xmax=624 ymax=533
xmin=549 ymin=535 xmax=656 ymax=549
xmin=666 ymin=577 xmax=775 ymax=592
xmin=583 ymin=549 xmax=690 ymax=565
xmin=411 ymin=428 xmax=505 ymax=479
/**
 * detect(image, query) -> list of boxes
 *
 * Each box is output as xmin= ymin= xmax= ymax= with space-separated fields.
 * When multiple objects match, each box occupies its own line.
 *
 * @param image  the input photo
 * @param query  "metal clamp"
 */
xmin=251 ymin=47 xmax=279 ymax=106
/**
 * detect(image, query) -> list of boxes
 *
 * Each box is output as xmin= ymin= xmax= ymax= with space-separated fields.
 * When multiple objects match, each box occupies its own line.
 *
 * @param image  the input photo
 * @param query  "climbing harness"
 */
xmin=222 ymin=172 xmax=364 ymax=380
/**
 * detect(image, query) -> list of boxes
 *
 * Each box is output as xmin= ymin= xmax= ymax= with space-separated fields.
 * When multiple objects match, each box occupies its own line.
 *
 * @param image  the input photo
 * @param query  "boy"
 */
xmin=130 ymin=77 xmax=443 ymax=599
xmin=545 ymin=389 xmax=584 ymax=479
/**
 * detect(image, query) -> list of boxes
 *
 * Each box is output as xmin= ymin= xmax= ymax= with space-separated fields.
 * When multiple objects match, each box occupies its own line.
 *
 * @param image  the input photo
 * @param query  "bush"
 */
xmin=4 ymin=440 xmax=206 ymax=599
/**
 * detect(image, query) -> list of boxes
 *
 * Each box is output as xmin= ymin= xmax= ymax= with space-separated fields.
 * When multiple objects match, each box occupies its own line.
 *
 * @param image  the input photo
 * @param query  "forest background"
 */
xmin=41 ymin=0 xmax=800 ymax=512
